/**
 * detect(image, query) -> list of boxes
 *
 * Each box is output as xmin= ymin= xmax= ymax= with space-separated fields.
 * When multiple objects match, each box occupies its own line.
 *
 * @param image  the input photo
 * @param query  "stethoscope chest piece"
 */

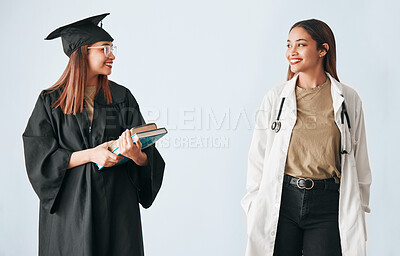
xmin=271 ymin=97 xmax=286 ymax=133
xmin=271 ymin=121 xmax=281 ymax=133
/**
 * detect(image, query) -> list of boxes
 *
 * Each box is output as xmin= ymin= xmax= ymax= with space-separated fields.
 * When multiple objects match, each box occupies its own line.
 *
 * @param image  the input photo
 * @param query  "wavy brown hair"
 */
xmin=46 ymin=45 xmax=112 ymax=115
xmin=287 ymin=19 xmax=339 ymax=82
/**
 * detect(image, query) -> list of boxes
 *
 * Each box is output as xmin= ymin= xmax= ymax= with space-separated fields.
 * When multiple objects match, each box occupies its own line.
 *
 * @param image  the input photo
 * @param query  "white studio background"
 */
xmin=0 ymin=0 xmax=398 ymax=255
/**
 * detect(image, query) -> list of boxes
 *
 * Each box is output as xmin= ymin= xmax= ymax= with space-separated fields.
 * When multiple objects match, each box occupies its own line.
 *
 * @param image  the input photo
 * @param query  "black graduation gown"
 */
xmin=22 ymin=81 xmax=165 ymax=256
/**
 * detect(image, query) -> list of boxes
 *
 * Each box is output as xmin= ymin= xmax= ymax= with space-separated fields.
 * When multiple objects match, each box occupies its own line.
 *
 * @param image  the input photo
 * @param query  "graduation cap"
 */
xmin=45 ymin=13 xmax=114 ymax=57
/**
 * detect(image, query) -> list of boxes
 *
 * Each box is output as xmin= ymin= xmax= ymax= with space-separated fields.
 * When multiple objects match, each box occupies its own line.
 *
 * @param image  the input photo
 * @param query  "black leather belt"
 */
xmin=283 ymin=175 xmax=340 ymax=191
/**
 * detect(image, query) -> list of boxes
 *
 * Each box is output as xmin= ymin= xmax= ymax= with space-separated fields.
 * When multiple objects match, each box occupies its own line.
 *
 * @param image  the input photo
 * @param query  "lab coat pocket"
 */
xmin=246 ymin=196 xmax=260 ymax=236
xmin=361 ymin=209 xmax=367 ymax=241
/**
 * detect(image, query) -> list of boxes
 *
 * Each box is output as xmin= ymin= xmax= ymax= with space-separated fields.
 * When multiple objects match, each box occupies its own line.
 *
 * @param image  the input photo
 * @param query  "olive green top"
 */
xmin=284 ymin=78 xmax=341 ymax=182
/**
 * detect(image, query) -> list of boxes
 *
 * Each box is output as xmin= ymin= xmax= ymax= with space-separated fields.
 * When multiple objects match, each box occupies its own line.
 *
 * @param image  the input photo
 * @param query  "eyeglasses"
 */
xmin=87 ymin=45 xmax=117 ymax=57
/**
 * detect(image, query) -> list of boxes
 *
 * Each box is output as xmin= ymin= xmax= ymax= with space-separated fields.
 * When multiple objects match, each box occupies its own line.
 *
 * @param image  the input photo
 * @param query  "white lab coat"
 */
xmin=242 ymin=73 xmax=372 ymax=256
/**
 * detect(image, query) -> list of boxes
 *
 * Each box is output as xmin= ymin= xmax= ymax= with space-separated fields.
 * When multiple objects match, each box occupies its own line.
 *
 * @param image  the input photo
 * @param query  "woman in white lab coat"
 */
xmin=242 ymin=19 xmax=371 ymax=256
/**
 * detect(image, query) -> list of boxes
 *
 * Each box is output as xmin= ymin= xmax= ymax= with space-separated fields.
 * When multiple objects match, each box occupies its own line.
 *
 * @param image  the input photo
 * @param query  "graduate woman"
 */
xmin=23 ymin=13 xmax=165 ymax=256
xmin=242 ymin=19 xmax=371 ymax=256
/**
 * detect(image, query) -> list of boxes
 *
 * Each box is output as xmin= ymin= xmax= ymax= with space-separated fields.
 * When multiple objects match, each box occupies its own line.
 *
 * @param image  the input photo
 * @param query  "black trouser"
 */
xmin=273 ymin=175 xmax=342 ymax=256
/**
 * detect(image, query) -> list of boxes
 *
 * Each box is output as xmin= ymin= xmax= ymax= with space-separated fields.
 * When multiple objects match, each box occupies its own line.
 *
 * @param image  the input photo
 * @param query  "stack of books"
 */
xmin=97 ymin=123 xmax=167 ymax=170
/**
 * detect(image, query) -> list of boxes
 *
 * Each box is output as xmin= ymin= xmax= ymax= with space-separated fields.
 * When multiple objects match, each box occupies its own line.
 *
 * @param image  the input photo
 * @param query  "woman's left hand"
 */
xmin=118 ymin=129 xmax=148 ymax=166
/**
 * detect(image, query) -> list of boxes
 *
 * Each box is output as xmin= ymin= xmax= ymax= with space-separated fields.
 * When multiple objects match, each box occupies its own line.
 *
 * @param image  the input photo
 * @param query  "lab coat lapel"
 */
xmin=279 ymin=74 xmax=298 ymax=120
xmin=327 ymin=72 xmax=344 ymax=116
xmin=328 ymin=73 xmax=352 ymax=158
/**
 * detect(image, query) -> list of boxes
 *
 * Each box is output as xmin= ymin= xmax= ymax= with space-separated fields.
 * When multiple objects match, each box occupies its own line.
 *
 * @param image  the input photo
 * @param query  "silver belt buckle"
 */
xmin=296 ymin=178 xmax=314 ymax=190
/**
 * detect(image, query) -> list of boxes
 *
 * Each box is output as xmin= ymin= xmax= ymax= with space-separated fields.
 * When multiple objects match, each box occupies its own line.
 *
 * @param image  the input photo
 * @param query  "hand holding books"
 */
xmin=89 ymin=141 xmax=124 ymax=168
xmin=97 ymin=123 xmax=167 ymax=170
xmin=117 ymin=129 xmax=148 ymax=166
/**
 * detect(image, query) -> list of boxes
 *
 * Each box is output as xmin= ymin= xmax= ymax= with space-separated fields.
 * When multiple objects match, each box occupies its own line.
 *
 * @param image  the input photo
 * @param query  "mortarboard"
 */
xmin=45 ymin=13 xmax=113 ymax=57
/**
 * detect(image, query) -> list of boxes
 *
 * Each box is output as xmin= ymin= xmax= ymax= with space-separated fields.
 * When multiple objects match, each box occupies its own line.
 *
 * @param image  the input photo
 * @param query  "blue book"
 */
xmin=98 ymin=125 xmax=167 ymax=170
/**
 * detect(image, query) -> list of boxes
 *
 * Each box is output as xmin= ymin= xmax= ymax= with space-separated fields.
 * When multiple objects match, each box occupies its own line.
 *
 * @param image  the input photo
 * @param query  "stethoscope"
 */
xmin=339 ymin=98 xmax=351 ymax=154
xmin=271 ymin=97 xmax=352 ymax=154
xmin=271 ymin=98 xmax=286 ymax=133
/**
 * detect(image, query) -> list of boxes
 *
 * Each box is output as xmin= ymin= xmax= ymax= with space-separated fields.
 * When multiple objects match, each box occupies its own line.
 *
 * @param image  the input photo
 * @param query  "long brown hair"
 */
xmin=47 ymin=45 xmax=113 ymax=115
xmin=287 ymin=19 xmax=339 ymax=82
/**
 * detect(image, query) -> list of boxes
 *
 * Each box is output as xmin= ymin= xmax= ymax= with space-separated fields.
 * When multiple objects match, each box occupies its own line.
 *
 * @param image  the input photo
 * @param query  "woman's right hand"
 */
xmin=89 ymin=141 xmax=124 ymax=168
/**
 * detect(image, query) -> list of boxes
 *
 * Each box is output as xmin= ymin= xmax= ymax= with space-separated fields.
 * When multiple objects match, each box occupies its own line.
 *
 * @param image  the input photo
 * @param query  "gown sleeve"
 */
xmin=124 ymin=89 xmax=165 ymax=209
xmin=22 ymin=92 xmax=72 ymax=214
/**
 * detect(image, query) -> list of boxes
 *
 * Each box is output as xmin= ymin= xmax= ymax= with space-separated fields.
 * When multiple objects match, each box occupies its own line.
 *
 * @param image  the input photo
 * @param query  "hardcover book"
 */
xmin=97 ymin=123 xmax=167 ymax=170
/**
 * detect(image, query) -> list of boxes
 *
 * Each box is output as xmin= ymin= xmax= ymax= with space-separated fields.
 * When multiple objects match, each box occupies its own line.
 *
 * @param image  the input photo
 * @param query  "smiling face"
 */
xmin=286 ymin=26 xmax=326 ymax=74
xmin=87 ymin=41 xmax=115 ymax=77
